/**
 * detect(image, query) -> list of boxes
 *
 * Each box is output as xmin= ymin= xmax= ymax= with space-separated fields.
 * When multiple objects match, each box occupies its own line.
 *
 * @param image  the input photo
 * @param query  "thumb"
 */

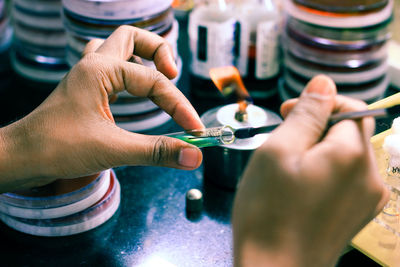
xmin=105 ymin=127 xmax=203 ymax=170
xmin=272 ymin=75 xmax=337 ymax=153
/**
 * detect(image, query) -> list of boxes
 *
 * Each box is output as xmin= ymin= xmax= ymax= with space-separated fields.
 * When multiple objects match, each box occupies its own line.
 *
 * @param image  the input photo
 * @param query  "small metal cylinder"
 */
xmin=186 ymin=189 xmax=203 ymax=212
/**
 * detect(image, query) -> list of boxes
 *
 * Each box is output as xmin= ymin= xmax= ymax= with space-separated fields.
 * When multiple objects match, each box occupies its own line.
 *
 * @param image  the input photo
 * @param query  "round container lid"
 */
xmin=284 ymin=52 xmax=388 ymax=84
xmin=0 ymin=170 xmax=120 ymax=237
xmin=285 ymin=0 xmax=393 ymax=29
xmin=0 ymin=170 xmax=111 ymax=219
xmin=293 ymin=0 xmax=388 ymax=13
xmin=62 ymin=0 xmax=172 ymax=21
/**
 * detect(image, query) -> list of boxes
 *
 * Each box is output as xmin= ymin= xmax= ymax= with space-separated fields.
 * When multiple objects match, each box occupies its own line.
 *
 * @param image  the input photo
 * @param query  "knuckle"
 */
xmin=333 ymin=143 xmax=365 ymax=167
xmin=151 ymin=70 xmax=168 ymax=87
xmin=258 ymin=141 xmax=285 ymax=159
xmin=352 ymin=99 xmax=368 ymax=110
xmin=151 ymin=136 xmax=171 ymax=165
xmin=291 ymin=104 xmax=326 ymax=133
xmin=79 ymin=53 xmax=101 ymax=69
xmin=256 ymin=141 xmax=292 ymax=168
xmin=86 ymin=38 xmax=102 ymax=48
xmin=345 ymin=144 xmax=365 ymax=162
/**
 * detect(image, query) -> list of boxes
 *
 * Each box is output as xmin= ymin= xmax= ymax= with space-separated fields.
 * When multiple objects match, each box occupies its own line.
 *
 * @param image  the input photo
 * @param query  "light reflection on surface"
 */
xmin=138 ymin=255 xmax=178 ymax=267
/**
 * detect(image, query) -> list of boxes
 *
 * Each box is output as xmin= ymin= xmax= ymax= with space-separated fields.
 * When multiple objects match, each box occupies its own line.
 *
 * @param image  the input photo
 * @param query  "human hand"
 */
xmin=232 ymin=75 xmax=389 ymax=267
xmin=0 ymin=26 xmax=203 ymax=192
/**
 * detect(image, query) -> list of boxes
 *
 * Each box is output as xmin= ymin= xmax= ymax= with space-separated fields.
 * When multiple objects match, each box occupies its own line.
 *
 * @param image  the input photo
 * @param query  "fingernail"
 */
xmin=303 ymin=75 xmax=336 ymax=97
xmin=179 ymin=147 xmax=200 ymax=168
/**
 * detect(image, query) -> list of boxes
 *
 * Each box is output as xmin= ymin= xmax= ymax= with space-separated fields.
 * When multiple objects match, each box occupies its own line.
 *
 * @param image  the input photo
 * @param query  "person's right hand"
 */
xmin=232 ymin=75 xmax=389 ymax=267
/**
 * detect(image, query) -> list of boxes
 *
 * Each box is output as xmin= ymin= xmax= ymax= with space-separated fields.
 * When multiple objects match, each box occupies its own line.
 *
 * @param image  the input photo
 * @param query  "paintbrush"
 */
xmin=234 ymin=105 xmax=400 ymax=139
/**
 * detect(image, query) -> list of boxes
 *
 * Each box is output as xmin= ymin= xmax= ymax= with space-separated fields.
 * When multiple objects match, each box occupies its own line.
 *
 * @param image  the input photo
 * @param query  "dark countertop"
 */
xmin=0 ymin=18 xmax=387 ymax=267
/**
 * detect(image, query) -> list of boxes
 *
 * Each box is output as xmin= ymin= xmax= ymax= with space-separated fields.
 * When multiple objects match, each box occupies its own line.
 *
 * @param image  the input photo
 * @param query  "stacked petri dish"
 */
xmin=10 ymin=0 xmax=69 ymax=86
xmin=0 ymin=169 xmax=120 ymax=237
xmin=280 ymin=0 xmax=393 ymax=103
xmin=0 ymin=0 xmax=12 ymax=91
xmin=62 ymin=0 xmax=180 ymax=133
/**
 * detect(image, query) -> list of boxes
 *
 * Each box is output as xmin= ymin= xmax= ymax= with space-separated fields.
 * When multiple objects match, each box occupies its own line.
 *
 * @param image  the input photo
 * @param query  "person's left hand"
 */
xmin=0 ymin=26 xmax=203 ymax=192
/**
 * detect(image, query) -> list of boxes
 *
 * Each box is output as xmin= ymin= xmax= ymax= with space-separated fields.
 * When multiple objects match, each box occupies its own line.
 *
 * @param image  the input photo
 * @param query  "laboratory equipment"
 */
xmin=280 ymin=0 xmax=393 ymax=102
xmin=0 ymin=170 xmax=121 ymax=236
xmin=166 ymin=125 xmax=236 ymax=148
xmin=11 ymin=0 xmax=69 ymax=85
xmin=201 ymin=103 xmax=282 ymax=189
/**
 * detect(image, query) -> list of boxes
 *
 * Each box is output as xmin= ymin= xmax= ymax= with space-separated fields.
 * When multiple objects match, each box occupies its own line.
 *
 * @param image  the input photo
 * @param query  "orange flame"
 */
xmin=209 ymin=66 xmax=251 ymax=110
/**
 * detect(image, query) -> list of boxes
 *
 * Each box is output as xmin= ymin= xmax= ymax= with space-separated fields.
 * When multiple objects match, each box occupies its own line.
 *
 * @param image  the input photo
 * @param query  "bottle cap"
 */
xmin=185 ymin=189 xmax=203 ymax=212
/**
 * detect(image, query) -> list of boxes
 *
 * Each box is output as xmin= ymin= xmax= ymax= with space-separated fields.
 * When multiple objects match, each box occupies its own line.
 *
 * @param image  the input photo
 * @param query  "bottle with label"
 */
xmin=188 ymin=0 xmax=240 ymax=98
xmin=188 ymin=0 xmax=237 ymax=78
xmin=188 ymin=0 xmax=281 ymax=101
xmin=235 ymin=0 xmax=281 ymax=99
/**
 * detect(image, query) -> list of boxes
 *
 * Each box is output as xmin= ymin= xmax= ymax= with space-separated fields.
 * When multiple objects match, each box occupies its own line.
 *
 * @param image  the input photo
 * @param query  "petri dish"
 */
xmin=62 ymin=7 xmax=173 ymax=38
xmin=285 ymin=0 xmax=393 ymax=29
xmin=293 ymin=0 xmax=389 ymax=13
xmin=0 ymin=170 xmax=120 ymax=237
xmin=286 ymin=16 xmax=391 ymax=50
xmin=283 ymin=33 xmax=388 ymax=68
xmin=281 ymin=73 xmax=388 ymax=102
xmin=14 ymin=0 xmax=62 ymax=15
xmin=12 ymin=3 xmax=64 ymax=30
xmin=14 ymin=22 xmax=67 ymax=48
xmin=0 ymin=172 xmax=106 ymax=209
xmin=284 ymin=52 xmax=388 ymax=84
xmin=0 ymin=170 xmax=111 ymax=219
xmin=62 ymin=0 xmax=173 ymax=21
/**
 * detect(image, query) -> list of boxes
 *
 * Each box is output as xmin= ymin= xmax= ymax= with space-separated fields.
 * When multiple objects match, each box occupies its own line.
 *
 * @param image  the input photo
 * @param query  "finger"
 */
xmin=327 ymin=95 xmax=375 ymax=141
xmin=104 ymin=126 xmax=203 ymax=170
xmin=96 ymin=25 xmax=177 ymax=79
xmin=83 ymin=39 xmax=104 ymax=57
xmin=280 ymin=98 xmax=298 ymax=119
xmin=374 ymin=185 xmax=390 ymax=216
xmin=269 ymin=75 xmax=337 ymax=154
xmin=113 ymin=60 xmax=204 ymax=130
xmin=308 ymin=96 xmax=375 ymax=169
xmin=129 ymin=55 xmax=143 ymax=65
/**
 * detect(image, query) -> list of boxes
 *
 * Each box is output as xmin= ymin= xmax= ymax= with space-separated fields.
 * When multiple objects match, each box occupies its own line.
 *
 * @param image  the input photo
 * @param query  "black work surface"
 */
xmin=0 ymin=18 xmax=389 ymax=267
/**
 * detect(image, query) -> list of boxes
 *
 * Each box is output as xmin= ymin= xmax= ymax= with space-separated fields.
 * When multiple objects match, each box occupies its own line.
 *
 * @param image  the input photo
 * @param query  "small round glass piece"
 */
xmin=219 ymin=125 xmax=235 ymax=145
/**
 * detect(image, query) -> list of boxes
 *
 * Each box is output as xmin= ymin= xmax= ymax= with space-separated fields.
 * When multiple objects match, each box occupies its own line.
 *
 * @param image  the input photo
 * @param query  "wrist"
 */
xmin=0 ymin=121 xmax=50 ymax=192
xmin=235 ymin=236 xmax=341 ymax=267
xmin=235 ymin=240 xmax=299 ymax=267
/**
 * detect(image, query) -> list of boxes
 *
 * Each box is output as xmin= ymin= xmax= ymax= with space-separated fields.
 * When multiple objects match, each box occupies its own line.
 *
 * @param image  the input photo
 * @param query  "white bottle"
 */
xmin=235 ymin=0 xmax=281 ymax=80
xmin=188 ymin=0 xmax=238 ymax=79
